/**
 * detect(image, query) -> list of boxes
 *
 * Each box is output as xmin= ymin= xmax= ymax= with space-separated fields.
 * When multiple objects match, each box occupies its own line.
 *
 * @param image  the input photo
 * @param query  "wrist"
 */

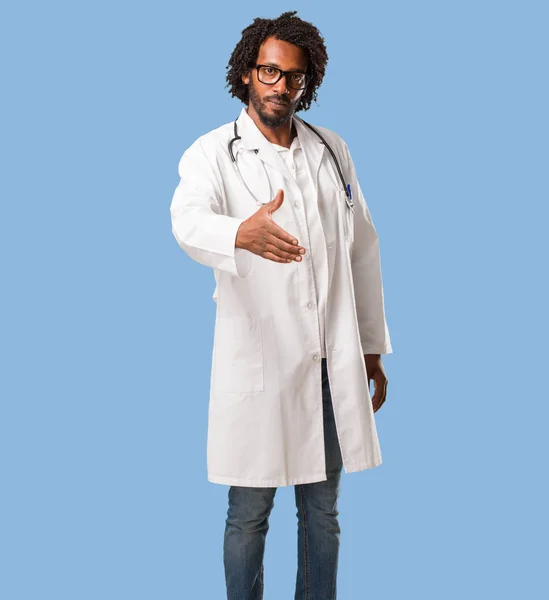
xmin=235 ymin=222 xmax=246 ymax=249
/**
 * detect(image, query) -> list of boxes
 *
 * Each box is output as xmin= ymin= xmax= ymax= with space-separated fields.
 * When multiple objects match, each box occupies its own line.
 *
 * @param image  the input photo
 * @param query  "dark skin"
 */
xmin=365 ymin=354 xmax=388 ymax=413
xmin=235 ymin=37 xmax=388 ymax=411
xmin=235 ymin=37 xmax=308 ymax=264
xmin=242 ymin=36 xmax=305 ymax=147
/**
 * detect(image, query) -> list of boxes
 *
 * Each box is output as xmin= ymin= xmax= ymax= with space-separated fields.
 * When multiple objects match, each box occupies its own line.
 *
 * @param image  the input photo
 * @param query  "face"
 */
xmin=242 ymin=36 xmax=309 ymax=128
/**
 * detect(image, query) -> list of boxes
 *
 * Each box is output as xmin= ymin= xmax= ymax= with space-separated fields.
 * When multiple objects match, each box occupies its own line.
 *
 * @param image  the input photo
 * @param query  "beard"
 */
xmin=248 ymin=80 xmax=295 ymax=128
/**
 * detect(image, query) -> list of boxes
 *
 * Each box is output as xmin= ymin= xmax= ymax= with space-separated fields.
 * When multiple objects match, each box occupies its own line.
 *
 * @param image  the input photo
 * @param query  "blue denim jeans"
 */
xmin=223 ymin=358 xmax=344 ymax=600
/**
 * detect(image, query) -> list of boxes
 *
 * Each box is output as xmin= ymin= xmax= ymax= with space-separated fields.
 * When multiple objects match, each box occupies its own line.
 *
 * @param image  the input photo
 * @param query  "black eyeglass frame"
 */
xmin=254 ymin=64 xmax=311 ymax=90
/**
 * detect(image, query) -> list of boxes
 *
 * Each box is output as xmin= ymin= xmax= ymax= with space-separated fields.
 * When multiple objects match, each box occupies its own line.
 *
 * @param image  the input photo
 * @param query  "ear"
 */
xmin=241 ymin=70 xmax=250 ymax=85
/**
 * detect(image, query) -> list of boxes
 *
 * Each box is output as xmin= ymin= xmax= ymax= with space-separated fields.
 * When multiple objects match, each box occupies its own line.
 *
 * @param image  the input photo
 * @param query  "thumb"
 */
xmin=269 ymin=189 xmax=284 ymax=211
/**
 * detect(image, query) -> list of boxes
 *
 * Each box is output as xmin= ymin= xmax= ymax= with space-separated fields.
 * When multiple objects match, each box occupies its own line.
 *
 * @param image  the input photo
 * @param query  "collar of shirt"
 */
xmin=271 ymin=134 xmax=301 ymax=153
xmin=271 ymin=135 xmax=303 ymax=179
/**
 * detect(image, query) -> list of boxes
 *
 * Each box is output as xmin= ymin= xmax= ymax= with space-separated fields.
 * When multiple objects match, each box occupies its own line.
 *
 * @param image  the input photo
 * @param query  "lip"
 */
xmin=267 ymin=99 xmax=287 ymax=108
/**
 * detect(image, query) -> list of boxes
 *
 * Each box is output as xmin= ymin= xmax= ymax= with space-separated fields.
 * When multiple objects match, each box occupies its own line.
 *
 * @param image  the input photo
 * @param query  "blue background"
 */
xmin=2 ymin=1 xmax=548 ymax=598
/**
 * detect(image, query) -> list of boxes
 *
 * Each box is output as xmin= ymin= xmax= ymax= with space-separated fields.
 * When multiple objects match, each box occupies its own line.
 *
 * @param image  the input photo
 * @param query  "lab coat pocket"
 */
xmin=338 ymin=190 xmax=354 ymax=244
xmin=214 ymin=316 xmax=264 ymax=393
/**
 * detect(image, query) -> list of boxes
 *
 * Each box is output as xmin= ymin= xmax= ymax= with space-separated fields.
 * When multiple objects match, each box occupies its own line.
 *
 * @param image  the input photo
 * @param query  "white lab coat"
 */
xmin=170 ymin=106 xmax=392 ymax=487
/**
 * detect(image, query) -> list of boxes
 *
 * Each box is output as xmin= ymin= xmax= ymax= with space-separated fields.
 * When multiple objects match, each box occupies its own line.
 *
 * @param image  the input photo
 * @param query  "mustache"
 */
xmin=265 ymin=95 xmax=290 ymax=105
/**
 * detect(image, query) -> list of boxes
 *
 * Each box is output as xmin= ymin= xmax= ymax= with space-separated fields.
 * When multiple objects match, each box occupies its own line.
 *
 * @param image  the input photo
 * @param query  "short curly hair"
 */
xmin=225 ymin=11 xmax=328 ymax=113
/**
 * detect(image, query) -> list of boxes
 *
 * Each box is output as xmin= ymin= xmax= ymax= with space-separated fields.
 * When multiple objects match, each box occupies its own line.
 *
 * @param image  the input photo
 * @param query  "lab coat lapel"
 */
xmin=292 ymin=115 xmax=325 ymax=200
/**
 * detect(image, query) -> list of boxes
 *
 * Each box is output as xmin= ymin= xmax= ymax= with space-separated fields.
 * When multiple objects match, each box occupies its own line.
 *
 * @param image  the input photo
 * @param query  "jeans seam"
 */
xmin=299 ymin=485 xmax=310 ymax=599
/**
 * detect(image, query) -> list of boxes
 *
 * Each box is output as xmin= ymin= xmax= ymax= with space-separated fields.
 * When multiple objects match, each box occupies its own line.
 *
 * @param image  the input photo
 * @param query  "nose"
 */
xmin=271 ymin=73 xmax=289 ymax=96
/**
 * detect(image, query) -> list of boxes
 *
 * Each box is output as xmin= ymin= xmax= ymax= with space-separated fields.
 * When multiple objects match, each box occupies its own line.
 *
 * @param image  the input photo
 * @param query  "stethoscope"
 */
xmin=228 ymin=117 xmax=354 ymax=211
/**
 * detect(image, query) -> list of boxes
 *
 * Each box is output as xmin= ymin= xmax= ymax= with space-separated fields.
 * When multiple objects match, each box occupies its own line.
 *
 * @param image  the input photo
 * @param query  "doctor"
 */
xmin=170 ymin=10 xmax=393 ymax=600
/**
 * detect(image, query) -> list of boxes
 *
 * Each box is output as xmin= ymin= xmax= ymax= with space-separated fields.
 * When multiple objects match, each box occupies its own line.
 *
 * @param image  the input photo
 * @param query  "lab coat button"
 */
xmin=307 ymin=302 xmax=313 ymax=309
xmin=313 ymin=354 xmax=319 ymax=361
xmin=294 ymin=201 xmax=300 ymax=209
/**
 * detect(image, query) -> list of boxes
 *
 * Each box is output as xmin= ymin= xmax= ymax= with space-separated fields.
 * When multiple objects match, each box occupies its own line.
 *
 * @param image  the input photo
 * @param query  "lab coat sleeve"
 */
xmin=343 ymin=142 xmax=393 ymax=355
xmin=170 ymin=137 xmax=252 ymax=278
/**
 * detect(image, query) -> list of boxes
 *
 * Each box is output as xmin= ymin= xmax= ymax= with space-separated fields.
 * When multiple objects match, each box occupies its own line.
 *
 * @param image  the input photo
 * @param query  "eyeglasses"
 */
xmin=255 ymin=64 xmax=310 ymax=90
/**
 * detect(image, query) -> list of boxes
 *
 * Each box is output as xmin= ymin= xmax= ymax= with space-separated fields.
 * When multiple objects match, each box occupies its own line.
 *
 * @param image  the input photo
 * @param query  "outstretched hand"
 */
xmin=235 ymin=189 xmax=307 ymax=263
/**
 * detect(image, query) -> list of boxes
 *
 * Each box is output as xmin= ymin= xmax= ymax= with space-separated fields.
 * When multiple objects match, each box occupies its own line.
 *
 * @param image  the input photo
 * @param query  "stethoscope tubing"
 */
xmin=228 ymin=117 xmax=354 ymax=210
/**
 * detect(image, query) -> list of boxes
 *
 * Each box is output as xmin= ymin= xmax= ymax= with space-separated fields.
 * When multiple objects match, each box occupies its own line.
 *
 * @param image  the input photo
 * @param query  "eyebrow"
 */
xmin=261 ymin=61 xmax=307 ymax=73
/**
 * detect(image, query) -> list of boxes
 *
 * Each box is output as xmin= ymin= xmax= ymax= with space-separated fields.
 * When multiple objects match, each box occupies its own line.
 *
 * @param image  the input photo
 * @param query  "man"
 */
xmin=170 ymin=10 xmax=393 ymax=600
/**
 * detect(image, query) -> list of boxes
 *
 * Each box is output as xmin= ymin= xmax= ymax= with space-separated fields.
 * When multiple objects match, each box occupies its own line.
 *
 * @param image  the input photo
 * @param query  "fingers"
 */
xmin=260 ymin=243 xmax=305 ymax=263
xmin=261 ymin=251 xmax=302 ymax=264
xmin=248 ymin=234 xmax=305 ymax=263
xmin=255 ymin=221 xmax=306 ymax=263
xmin=266 ymin=233 xmax=306 ymax=258
xmin=264 ymin=218 xmax=300 ymax=246
xmin=372 ymin=377 xmax=388 ymax=413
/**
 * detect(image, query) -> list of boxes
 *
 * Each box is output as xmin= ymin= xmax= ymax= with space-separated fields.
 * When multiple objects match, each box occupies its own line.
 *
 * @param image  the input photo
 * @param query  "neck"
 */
xmin=246 ymin=105 xmax=296 ymax=148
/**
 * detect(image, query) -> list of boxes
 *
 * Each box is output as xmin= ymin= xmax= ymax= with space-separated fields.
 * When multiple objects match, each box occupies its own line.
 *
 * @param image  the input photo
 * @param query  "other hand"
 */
xmin=364 ymin=354 xmax=388 ymax=413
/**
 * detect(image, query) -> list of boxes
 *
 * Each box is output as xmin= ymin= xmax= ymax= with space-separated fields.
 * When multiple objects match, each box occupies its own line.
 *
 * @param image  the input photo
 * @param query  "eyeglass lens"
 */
xmin=257 ymin=66 xmax=307 ymax=90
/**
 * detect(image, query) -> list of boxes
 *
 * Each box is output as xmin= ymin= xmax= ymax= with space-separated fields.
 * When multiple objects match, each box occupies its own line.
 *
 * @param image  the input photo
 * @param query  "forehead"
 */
xmin=256 ymin=36 xmax=308 ymax=70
